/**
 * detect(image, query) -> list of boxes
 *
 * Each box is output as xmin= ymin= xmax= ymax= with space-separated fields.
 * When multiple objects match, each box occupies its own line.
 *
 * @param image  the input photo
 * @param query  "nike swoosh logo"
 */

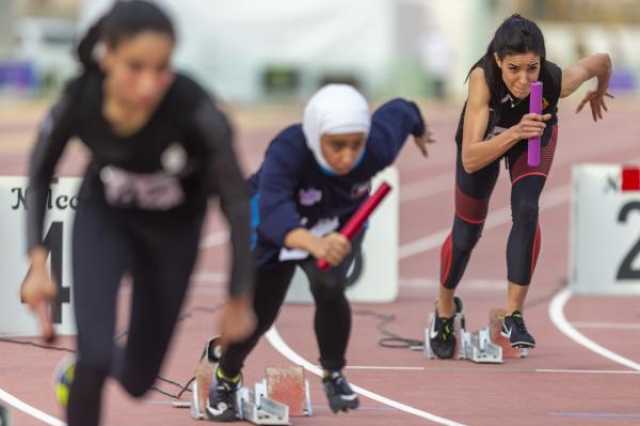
xmin=502 ymin=326 xmax=512 ymax=338
xmin=429 ymin=318 xmax=439 ymax=340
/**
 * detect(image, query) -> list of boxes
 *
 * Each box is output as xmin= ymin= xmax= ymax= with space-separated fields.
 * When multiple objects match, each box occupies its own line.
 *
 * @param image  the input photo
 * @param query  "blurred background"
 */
xmin=0 ymin=0 xmax=638 ymax=104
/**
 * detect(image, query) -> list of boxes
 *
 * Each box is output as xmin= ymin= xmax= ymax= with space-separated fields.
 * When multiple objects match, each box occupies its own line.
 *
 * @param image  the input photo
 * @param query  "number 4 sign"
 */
xmin=0 ymin=177 xmax=79 ymax=337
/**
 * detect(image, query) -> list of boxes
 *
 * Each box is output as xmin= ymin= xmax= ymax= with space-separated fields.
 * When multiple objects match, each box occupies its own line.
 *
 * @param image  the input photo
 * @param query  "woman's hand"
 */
xmin=309 ymin=232 xmax=351 ymax=267
xmin=20 ymin=247 xmax=57 ymax=342
xmin=509 ymin=113 xmax=551 ymax=141
xmin=576 ymin=90 xmax=614 ymax=122
xmin=413 ymin=129 xmax=436 ymax=157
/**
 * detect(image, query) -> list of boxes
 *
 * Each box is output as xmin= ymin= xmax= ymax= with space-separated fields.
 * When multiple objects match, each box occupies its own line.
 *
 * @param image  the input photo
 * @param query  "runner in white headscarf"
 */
xmin=197 ymin=84 xmax=434 ymax=421
xmin=303 ymin=84 xmax=371 ymax=173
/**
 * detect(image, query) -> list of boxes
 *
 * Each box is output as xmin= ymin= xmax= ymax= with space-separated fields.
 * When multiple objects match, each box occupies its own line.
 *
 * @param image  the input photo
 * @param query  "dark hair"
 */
xmin=76 ymin=0 xmax=175 ymax=73
xmin=466 ymin=14 xmax=546 ymax=103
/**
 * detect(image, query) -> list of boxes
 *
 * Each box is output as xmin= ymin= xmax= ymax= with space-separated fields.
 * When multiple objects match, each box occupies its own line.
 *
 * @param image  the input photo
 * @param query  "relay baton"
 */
xmin=316 ymin=182 xmax=392 ymax=270
xmin=528 ymin=81 xmax=543 ymax=167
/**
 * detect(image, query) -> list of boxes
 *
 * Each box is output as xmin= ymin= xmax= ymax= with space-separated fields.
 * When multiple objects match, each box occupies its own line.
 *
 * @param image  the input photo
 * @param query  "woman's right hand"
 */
xmin=510 ymin=113 xmax=552 ymax=141
xmin=20 ymin=248 xmax=57 ymax=342
xmin=310 ymin=233 xmax=351 ymax=267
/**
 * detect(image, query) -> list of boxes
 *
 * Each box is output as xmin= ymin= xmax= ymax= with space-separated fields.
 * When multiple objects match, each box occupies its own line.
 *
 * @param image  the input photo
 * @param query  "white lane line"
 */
xmin=397 ymin=132 xmax=640 ymax=204
xmin=572 ymin=322 xmax=640 ymax=330
xmin=346 ymin=366 xmax=640 ymax=375
xmin=400 ymin=277 xmax=507 ymax=291
xmin=399 ymin=184 xmax=570 ymax=260
xmin=265 ymin=327 xmax=466 ymax=426
xmin=536 ymin=368 xmax=640 ymax=375
xmin=548 ymin=288 xmax=640 ymax=371
xmin=399 ymin=172 xmax=453 ymax=202
xmin=346 ymin=365 xmax=425 ymax=371
xmin=0 ymin=389 xmax=64 ymax=426
xmin=191 ymin=271 xmax=226 ymax=284
xmin=342 ymin=365 xmax=640 ymax=376
xmin=199 ymin=230 xmax=228 ymax=248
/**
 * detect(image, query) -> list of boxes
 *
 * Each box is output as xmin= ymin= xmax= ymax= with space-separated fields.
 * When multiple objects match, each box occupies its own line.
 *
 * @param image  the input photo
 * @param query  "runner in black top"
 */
xmin=428 ymin=14 xmax=613 ymax=358
xmin=19 ymin=2 xmax=255 ymax=425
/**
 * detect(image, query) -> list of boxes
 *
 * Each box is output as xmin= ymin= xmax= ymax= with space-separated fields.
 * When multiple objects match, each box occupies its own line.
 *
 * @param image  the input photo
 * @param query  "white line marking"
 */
xmin=199 ymin=231 xmax=228 ymax=248
xmin=344 ymin=365 xmax=640 ymax=375
xmin=265 ymin=327 xmax=466 ymax=426
xmin=346 ymin=365 xmax=425 ymax=371
xmin=397 ymin=136 xmax=640 ymax=204
xmin=399 ymin=172 xmax=453 ymax=202
xmin=548 ymin=288 xmax=640 ymax=371
xmin=536 ymin=368 xmax=640 ymax=375
xmin=0 ymin=389 xmax=65 ymax=426
xmin=191 ymin=271 xmax=226 ymax=283
xmin=572 ymin=322 xmax=640 ymax=330
xmin=399 ymin=185 xmax=570 ymax=259
xmin=400 ymin=277 xmax=507 ymax=290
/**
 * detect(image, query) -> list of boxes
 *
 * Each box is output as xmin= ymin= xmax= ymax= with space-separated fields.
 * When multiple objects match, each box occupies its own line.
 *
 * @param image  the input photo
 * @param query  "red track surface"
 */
xmin=1 ymin=97 xmax=639 ymax=425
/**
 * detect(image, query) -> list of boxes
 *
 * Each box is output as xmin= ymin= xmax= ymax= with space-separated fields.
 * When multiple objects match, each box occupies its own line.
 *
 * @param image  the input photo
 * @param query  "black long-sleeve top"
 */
xmin=27 ymin=71 xmax=253 ymax=297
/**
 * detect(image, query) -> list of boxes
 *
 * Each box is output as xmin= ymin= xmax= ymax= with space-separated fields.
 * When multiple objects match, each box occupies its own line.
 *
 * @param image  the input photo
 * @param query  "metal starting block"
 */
xmin=489 ymin=308 xmax=530 ymax=359
xmin=237 ymin=381 xmax=290 ymax=425
xmin=459 ymin=326 xmax=503 ymax=363
xmin=238 ymin=366 xmax=312 ymax=425
xmin=424 ymin=300 xmax=528 ymax=363
xmin=186 ymin=337 xmax=312 ymax=425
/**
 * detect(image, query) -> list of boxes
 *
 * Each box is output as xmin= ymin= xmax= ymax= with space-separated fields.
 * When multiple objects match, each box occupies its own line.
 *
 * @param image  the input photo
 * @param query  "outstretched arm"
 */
xmin=561 ymin=53 xmax=613 ymax=121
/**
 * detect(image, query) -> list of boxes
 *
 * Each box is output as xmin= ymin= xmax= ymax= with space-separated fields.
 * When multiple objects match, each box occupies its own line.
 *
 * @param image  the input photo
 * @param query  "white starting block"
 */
xmin=237 ymin=381 xmax=290 ymax=425
xmin=237 ymin=366 xmax=312 ymax=425
xmin=459 ymin=327 xmax=503 ymax=364
xmin=424 ymin=299 xmax=527 ymax=364
xmin=186 ymin=337 xmax=311 ymax=425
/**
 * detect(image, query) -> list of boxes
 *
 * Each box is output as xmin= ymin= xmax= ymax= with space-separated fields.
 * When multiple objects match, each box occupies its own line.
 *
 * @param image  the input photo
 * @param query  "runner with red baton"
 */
xmin=317 ymin=182 xmax=392 ymax=270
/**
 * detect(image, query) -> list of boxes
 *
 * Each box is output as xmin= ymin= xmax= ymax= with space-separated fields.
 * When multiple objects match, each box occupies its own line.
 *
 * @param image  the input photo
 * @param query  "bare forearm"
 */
xmin=462 ymin=130 xmax=519 ymax=173
xmin=593 ymin=53 xmax=612 ymax=92
xmin=284 ymin=228 xmax=319 ymax=252
xmin=562 ymin=53 xmax=612 ymax=98
xmin=29 ymin=246 xmax=48 ymax=268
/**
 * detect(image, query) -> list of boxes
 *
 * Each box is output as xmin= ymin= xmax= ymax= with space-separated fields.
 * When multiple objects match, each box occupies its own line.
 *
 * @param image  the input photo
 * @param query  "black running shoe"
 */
xmin=429 ymin=312 xmax=456 ymax=359
xmin=501 ymin=311 xmax=536 ymax=348
xmin=428 ymin=297 xmax=462 ymax=359
xmin=206 ymin=368 xmax=241 ymax=422
xmin=322 ymin=370 xmax=359 ymax=413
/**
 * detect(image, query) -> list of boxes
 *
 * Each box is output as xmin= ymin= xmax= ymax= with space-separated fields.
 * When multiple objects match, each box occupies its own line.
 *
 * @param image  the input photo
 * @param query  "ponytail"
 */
xmin=74 ymin=1 xmax=175 ymax=75
xmin=76 ymin=15 xmax=107 ymax=73
xmin=466 ymin=14 xmax=546 ymax=103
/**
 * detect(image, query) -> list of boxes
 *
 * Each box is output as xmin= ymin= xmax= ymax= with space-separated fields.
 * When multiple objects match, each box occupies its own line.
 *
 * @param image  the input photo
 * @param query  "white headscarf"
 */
xmin=302 ymin=84 xmax=370 ymax=174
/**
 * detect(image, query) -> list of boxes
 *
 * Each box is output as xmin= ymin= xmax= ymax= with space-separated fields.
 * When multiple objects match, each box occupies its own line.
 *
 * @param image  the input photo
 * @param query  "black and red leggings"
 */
xmin=440 ymin=126 xmax=558 ymax=288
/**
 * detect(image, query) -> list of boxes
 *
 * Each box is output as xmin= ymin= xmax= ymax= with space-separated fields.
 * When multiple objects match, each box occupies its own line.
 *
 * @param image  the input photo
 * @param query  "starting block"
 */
xmin=489 ymin=309 xmax=529 ymax=359
xmin=238 ymin=367 xmax=312 ymax=425
xmin=424 ymin=299 xmax=528 ymax=364
xmin=187 ymin=337 xmax=311 ymax=425
xmin=189 ymin=337 xmax=222 ymax=420
xmin=1 ymin=403 xmax=11 ymax=426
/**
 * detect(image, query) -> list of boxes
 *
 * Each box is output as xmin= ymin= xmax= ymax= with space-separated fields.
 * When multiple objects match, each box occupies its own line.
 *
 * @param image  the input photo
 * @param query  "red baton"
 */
xmin=316 ymin=181 xmax=392 ymax=270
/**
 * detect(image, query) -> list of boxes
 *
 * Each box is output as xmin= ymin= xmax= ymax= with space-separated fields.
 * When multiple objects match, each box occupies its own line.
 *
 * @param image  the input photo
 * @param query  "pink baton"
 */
xmin=528 ymin=81 xmax=543 ymax=167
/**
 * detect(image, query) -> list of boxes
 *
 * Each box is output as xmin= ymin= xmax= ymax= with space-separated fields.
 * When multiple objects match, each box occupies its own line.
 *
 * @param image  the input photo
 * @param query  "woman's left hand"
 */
xmin=414 ymin=129 xmax=436 ymax=157
xmin=576 ymin=90 xmax=614 ymax=122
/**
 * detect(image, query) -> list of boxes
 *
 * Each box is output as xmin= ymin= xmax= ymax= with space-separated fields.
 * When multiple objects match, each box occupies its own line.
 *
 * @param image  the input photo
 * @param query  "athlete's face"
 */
xmin=320 ymin=132 xmax=366 ymax=175
xmin=102 ymin=31 xmax=175 ymax=110
xmin=495 ymin=52 xmax=541 ymax=99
